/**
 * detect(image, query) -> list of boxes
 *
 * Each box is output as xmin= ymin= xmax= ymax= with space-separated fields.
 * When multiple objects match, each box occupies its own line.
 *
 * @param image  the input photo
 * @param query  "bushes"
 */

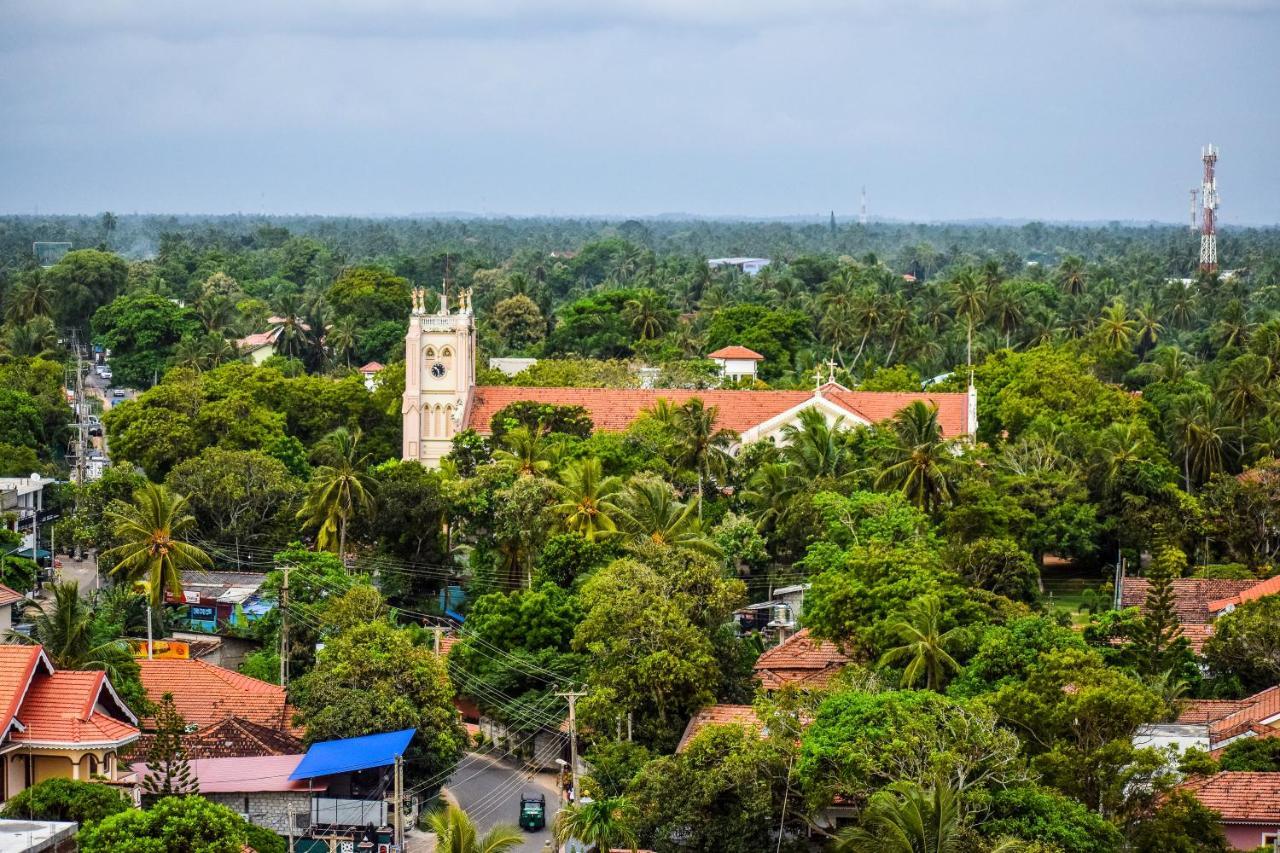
xmin=0 ymin=778 xmax=130 ymax=825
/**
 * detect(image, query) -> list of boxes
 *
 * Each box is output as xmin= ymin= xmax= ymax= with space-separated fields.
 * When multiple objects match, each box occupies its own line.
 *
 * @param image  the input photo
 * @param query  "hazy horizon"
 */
xmin=3 ymin=0 xmax=1278 ymax=224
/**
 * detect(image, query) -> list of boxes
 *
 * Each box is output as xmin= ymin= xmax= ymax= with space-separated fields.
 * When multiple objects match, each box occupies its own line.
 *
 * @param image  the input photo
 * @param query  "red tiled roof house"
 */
xmin=136 ymin=658 xmax=304 ymax=738
xmin=0 ymin=644 xmax=139 ymax=802
xmin=1180 ymin=772 xmax=1280 ymax=850
xmin=753 ymin=629 xmax=850 ymax=691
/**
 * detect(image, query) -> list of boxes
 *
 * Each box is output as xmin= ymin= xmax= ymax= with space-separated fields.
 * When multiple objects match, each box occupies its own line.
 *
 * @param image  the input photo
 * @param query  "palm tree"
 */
xmin=780 ymin=407 xmax=851 ymax=480
xmin=428 ymin=804 xmax=523 ymax=853
xmin=622 ymin=291 xmax=672 ymax=341
xmin=615 ymin=476 xmax=722 ymax=557
xmin=553 ymin=796 xmax=639 ymax=853
xmin=5 ymin=317 xmax=59 ymax=358
xmin=671 ymin=399 xmax=737 ymax=509
xmin=195 ymin=293 xmax=236 ymax=334
xmin=1133 ymin=302 xmax=1164 ymax=355
xmin=5 ymin=275 xmax=54 ymax=323
xmin=742 ymin=462 xmax=801 ymax=534
xmin=492 ymin=426 xmax=556 ymax=478
xmin=834 ymin=779 xmax=965 ymax=853
xmin=1219 ymin=354 xmax=1272 ymax=459
xmin=948 ymin=269 xmax=987 ymax=369
xmin=101 ymin=483 xmax=212 ymax=656
xmin=849 ymin=290 xmax=885 ymax=368
xmin=878 ymin=596 xmax=965 ymax=691
xmin=1056 ymin=255 xmax=1088 ymax=296
xmin=875 ymin=402 xmax=957 ymax=514
xmin=1096 ymin=300 xmax=1136 ymax=352
xmin=553 ymin=457 xmax=623 ymax=542
xmin=297 ymin=427 xmax=376 ymax=558
xmin=327 ymin=316 xmax=359 ymax=367
xmin=1167 ymin=389 xmax=1232 ymax=491
xmin=101 ymin=483 xmax=212 ymax=609
xmin=988 ymin=283 xmax=1026 ymax=349
xmin=14 ymin=582 xmax=135 ymax=687
xmin=1212 ymin=299 xmax=1254 ymax=350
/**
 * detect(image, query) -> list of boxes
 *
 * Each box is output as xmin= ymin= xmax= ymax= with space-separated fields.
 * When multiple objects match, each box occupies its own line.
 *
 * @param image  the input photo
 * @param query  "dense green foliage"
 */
xmin=6 ymin=214 xmax=1280 ymax=852
xmin=0 ymin=778 xmax=130 ymax=825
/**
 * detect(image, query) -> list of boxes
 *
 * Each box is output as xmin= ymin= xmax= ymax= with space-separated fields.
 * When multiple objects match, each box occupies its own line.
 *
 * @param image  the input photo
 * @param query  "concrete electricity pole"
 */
xmin=557 ymin=689 xmax=588 ymax=805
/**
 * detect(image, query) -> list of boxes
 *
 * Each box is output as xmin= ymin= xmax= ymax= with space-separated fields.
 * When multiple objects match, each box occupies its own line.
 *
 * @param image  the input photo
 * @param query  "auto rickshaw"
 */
xmin=519 ymin=793 xmax=547 ymax=831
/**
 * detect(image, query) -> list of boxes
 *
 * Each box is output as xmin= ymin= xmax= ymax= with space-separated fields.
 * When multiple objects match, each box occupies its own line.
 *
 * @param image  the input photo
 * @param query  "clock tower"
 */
xmin=402 ymin=286 xmax=476 ymax=467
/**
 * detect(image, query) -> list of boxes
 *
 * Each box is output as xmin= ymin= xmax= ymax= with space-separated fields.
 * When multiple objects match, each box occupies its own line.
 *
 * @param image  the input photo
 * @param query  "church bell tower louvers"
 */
xmin=402 ymin=287 xmax=476 ymax=467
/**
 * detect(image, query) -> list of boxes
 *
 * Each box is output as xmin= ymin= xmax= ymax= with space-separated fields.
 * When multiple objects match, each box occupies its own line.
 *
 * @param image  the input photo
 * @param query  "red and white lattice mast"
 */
xmin=1199 ymin=144 xmax=1219 ymax=273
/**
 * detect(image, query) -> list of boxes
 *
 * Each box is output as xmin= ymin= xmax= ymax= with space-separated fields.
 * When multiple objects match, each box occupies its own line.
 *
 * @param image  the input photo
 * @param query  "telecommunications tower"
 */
xmin=859 ymin=186 xmax=867 ymax=226
xmin=1199 ymin=145 xmax=1219 ymax=273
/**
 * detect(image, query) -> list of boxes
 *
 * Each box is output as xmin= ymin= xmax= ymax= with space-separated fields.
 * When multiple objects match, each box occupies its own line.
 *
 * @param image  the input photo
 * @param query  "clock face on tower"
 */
xmin=430 ymin=362 xmax=447 ymax=379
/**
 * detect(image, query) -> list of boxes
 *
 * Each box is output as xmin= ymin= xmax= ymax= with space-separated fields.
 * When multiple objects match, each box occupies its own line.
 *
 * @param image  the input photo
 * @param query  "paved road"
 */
xmin=444 ymin=751 xmax=562 ymax=852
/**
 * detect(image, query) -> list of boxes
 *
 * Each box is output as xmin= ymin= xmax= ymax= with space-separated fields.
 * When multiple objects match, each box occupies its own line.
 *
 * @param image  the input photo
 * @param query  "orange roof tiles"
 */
xmin=677 ymin=704 xmax=762 ymax=752
xmin=466 ymin=387 xmax=971 ymax=439
xmin=1209 ymin=575 xmax=1280 ymax=613
xmin=0 ymin=644 xmax=50 ymax=738
xmin=707 ymin=346 xmax=764 ymax=361
xmin=0 ymin=583 xmax=22 ymax=607
xmin=11 ymin=670 xmax=138 ymax=747
xmin=1211 ymin=686 xmax=1280 ymax=740
xmin=1181 ymin=772 xmax=1280 ymax=823
xmin=1119 ymin=577 xmax=1258 ymax=624
xmin=138 ymin=659 xmax=301 ymax=736
xmin=359 ymin=361 xmax=385 ymax=373
xmin=124 ymin=715 xmax=305 ymax=763
xmin=753 ymin=629 xmax=850 ymax=691
xmin=1177 ymin=699 xmax=1252 ymax=725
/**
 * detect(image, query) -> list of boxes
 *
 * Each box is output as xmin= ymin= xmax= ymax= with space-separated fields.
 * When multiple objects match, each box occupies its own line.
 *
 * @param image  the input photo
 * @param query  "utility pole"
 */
xmin=393 ymin=753 xmax=404 ymax=853
xmin=279 ymin=564 xmax=291 ymax=688
xmin=557 ymin=689 xmax=587 ymax=805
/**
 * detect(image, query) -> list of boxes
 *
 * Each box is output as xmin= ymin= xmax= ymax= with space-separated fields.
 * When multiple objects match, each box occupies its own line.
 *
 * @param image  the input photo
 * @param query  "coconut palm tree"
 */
xmin=670 ymin=399 xmax=737 ymax=509
xmin=948 ymin=269 xmax=987 ymax=369
xmin=552 ymin=796 xmax=639 ymax=853
xmin=5 ymin=317 xmax=59 ymax=358
xmin=195 ymin=293 xmax=236 ymax=334
xmin=780 ymin=407 xmax=851 ymax=481
xmin=1056 ymin=255 xmax=1088 ymax=296
xmin=1133 ymin=302 xmax=1165 ymax=355
xmin=615 ymin=476 xmax=721 ymax=557
xmin=101 ymin=483 xmax=212 ymax=609
xmin=553 ymin=457 xmax=623 ymax=542
xmin=14 ymin=582 xmax=135 ymax=683
xmin=834 ymin=779 xmax=966 ymax=853
xmin=742 ymin=461 xmax=801 ymax=535
xmin=296 ymin=427 xmax=376 ymax=558
xmin=1219 ymin=354 xmax=1272 ymax=459
xmin=327 ymin=316 xmax=359 ymax=367
xmin=5 ymin=274 xmax=54 ymax=323
xmin=875 ymin=402 xmax=957 ymax=514
xmin=101 ymin=483 xmax=212 ymax=656
xmin=877 ymin=596 xmax=965 ymax=691
xmin=1096 ymin=300 xmax=1136 ymax=352
xmin=1166 ymin=389 xmax=1232 ymax=492
xmin=622 ymin=291 xmax=672 ymax=341
xmin=492 ymin=426 xmax=557 ymax=478
xmin=428 ymin=804 xmax=523 ymax=853
xmin=988 ymin=283 xmax=1025 ymax=349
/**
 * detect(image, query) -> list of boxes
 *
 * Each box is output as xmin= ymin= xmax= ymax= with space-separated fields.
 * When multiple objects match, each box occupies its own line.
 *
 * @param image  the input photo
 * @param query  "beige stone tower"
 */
xmin=402 ymin=286 xmax=475 ymax=467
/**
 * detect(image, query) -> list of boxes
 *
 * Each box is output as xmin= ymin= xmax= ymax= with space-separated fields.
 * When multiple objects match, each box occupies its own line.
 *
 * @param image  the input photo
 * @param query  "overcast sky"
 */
xmin=1 ymin=0 xmax=1277 ymax=223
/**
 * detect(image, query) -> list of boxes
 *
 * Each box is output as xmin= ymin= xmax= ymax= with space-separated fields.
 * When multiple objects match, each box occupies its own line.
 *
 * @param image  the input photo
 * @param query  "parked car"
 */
xmin=111 ymin=389 xmax=125 ymax=398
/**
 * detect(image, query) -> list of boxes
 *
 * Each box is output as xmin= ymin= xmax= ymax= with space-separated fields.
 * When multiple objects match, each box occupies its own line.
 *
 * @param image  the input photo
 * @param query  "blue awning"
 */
xmin=289 ymin=728 xmax=416 ymax=780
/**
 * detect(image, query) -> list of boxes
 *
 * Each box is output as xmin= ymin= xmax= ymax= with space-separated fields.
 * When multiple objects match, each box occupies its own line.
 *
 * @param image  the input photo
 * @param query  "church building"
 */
xmin=402 ymin=288 xmax=977 ymax=468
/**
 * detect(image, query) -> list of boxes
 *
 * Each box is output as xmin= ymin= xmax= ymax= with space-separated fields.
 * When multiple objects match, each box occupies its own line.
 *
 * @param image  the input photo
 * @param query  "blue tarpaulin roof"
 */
xmin=289 ymin=728 xmax=416 ymax=780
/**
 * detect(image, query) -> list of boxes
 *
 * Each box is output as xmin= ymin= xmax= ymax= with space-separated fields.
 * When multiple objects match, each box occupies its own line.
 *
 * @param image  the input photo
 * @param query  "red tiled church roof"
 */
xmin=138 ymin=659 xmax=302 ymax=737
xmin=1211 ymin=686 xmax=1280 ymax=740
xmin=753 ymin=629 xmax=850 ymax=691
xmin=1181 ymin=772 xmax=1280 ymax=824
xmin=707 ymin=346 xmax=764 ymax=360
xmin=465 ymin=387 xmax=971 ymax=439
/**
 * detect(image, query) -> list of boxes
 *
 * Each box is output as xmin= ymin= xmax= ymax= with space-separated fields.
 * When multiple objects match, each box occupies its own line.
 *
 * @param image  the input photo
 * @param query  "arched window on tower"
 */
xmin=444 ymin=404 xmax=454 ymax=438
xmin=422 ymin=346 xmax=437 ymax=386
